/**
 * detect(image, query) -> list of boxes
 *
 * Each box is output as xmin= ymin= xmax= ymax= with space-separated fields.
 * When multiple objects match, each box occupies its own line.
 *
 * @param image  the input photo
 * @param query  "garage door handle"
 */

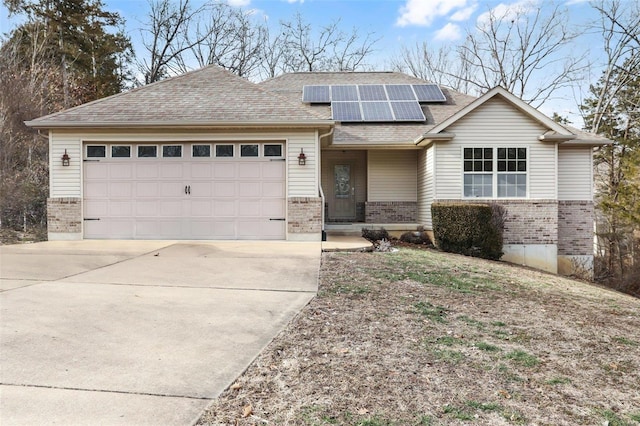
xmin=83 ymin=218 xmax=100 ymax=221
xmin=270 ymin=218 xmax=286 ymax=221
xmin=184 ymin=185 xmax=191 ymax=195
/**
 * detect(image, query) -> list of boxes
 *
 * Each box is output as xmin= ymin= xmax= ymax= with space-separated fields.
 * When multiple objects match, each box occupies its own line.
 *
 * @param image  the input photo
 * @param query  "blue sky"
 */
xmin=0 ymin=0 xmax=604 ymax=125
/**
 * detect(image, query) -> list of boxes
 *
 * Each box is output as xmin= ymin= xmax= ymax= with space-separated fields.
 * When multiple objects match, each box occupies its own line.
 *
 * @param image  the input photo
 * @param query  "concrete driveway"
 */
xmin=0 ymin=240 xmax=320 ymax=425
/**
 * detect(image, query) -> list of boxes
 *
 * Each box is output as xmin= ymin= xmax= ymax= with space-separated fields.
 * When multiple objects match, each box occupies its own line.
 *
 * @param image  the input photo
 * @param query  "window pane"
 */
xmin=87 ymin=145 xmax=106 ymax=157
xmin=517 ymin=160 xmax=526 ymax=172
xmin=216 ymin=145 xmax=234 ymax=157
xmin=264 ymin=144 xmax=282 ymax=157
xmin=111 ymin=146 xmax=130 ymax=158
xmin=508 ymin=161 xmax=516 ymax=172
xmin=474 ymin=160 xmax=483 ymax=171
xmin=192 ymin=145 xmax=211 ymax=157
xmin=464 ymin=148 xmax=473 ymax=159
xmin=498 ymin=161 xmax=506 ymax=172
xmin=497 ymin=148 xmax=506 ymax=159
xmin=240 ymin=144 xmax=259 ymax=157
xmin=518 ymin=148 xmax=527 ymax=159
xmin=484 ymin=160 xmax=493 ymax=172
xmin=508 ymin=148 xmax=516 ymax=159
xmin=163 ymin=145 xmax=182 ymax=157
xmin=474 ymin=148 xmax=483 ymax=158
xmin=138 ymin=146 xmax=157 ymax=157
xmin=464 ymin=161 xmax=472 ymax=172
xmin=484 ymin=148 xmax=493 ymax=159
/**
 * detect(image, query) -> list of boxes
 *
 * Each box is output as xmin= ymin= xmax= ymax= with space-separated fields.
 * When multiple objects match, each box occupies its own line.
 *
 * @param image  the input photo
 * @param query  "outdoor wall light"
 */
xmin=298 ymin=148 xmax=307 ymax=166
xmin=61 ymin=149 xmax=71 ymax=167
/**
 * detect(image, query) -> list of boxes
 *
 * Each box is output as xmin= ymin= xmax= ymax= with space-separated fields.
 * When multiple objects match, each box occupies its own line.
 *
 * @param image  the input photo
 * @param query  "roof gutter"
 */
xmin=414 ymin=132 xmax=455 ymax=146
xmin=24 ymin=119 xmax=336 ymax=130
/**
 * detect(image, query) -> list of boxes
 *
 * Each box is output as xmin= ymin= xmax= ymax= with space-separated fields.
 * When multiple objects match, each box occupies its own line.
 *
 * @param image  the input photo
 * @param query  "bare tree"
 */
xmin=392 ymin=3 xmax=587 ymax=107
xmin=584 ymin=0 xmax=640 ymax=133
xmin=279 ymin=12 xmax=378 ymax=73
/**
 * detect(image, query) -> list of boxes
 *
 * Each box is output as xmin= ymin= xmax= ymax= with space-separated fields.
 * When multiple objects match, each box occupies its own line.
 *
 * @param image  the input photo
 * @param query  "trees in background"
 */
xmin=581 ymin=0 xmax=640 ymax=295
xmin=0 ymin=0 xmax=132 ymax=233
xmin=139 ymin=0 xmax=378 ymax=83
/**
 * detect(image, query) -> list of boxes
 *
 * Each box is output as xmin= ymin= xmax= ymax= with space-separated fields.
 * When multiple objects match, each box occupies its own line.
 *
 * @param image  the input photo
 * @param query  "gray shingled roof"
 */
xmin=258 ymin=71 xmax=478 ymax=144
xmin=26 ymin=65 xmax=329 ymax=128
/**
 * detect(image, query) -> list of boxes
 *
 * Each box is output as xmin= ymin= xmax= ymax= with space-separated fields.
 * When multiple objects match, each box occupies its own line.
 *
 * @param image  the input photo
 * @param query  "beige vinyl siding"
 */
xmin=435 ymin=97 xmax=557 ymax=200
xmin=49 ymin=128 xmax=319 ymax=199
xmin=558 ymin=147 xmax=593 ymax=200
xmin=368 ymin=150 xmax=418 ymax=202
xmin=417 ymin=145 xmax=435 ymax=227
xmin=50 ymin=131 xmax=82 ymax=197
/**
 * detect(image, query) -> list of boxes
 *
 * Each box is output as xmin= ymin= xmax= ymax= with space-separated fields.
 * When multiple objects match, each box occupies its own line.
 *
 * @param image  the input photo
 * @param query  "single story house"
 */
xmin=26 ymin=65 xmax=609 ymax=275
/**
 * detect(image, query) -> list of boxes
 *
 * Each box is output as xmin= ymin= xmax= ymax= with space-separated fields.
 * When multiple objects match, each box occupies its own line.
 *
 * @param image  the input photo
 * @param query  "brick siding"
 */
xmin=288 ymin=197 xmax=322 ymax=234
xmin=365 ymin=201 xmax=417 ymax=223
xmin=47 ymin=197 xmax=82 ymax=234
xmin=558 ymin=201 xmax=594 ymax=256
xmin=434 ymin=199 xmax=558 ymax=245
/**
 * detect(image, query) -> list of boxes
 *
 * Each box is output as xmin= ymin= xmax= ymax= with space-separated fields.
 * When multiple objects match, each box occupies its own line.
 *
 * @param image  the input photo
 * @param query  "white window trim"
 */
xmin=110 ymin=144 xmax=132 ymax=158
xmin=263 ymin=143 xmax=284 ymax=158
xmin=240 ymin=143 xmax=260 ymax=158
xmin=161 ymin=144 xmax=183 ymax=158
xmin=85 ymin=144 xmax=107 ymax=159
xmin=191 ymin=143 xmax=212 ymax=158
xmin=214 ymin=143 xmax=235 ymax=158
xmin=461 ymin=146 xmax=530 ymax=200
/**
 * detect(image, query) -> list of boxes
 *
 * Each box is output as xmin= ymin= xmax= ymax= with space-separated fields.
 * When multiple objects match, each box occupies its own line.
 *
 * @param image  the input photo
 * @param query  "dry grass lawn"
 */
xmin=198 ymin=248 xmax=640 ymax=426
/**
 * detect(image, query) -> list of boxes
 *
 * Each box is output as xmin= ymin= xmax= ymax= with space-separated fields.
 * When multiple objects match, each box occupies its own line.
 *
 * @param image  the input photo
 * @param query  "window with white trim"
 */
xmin=463 ymin=147 xmax=527 ymax=198
xmin=87 ymin=145 xmax=106 ymax=158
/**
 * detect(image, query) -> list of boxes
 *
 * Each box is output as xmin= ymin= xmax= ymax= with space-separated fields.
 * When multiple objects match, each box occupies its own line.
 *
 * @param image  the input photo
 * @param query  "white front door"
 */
xmin=83 ymin=143 xmax=286 ymax=240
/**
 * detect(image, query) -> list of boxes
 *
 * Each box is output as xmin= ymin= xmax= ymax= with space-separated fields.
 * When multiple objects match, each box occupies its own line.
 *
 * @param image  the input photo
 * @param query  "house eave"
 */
xmin=537 ymin=133 xmax=577 ymax=142
xmin=24 ymin=120 xmax=336 ymax=130
xmin=414 ymin=132 xmax=455 ymax=146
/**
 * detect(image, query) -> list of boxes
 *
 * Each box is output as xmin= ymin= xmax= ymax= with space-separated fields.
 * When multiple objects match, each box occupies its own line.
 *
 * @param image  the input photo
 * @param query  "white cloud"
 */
xmin=435 ymin=23 xmax=462 ymax=41
xmin=227 ymin=0 xmax=251 ymax=7
xmin=477 ymin=0 xmax=538 ymax=26
xmin=396 ymin=0 xmax=468 ymax=27
xmin=450 ymin=4 xmax=478 ymax=21
xmin=286 ymin=0 xmax=304 ymax=3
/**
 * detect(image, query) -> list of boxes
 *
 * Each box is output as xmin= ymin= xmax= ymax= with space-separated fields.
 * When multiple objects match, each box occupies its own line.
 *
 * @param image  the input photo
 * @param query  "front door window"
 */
xmin=335 ymin=165 xmax=351 ymax=198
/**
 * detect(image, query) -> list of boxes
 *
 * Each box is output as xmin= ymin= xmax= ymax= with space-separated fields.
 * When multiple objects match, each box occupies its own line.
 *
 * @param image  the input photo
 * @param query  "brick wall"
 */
xmin=47 ymin=197 xmax=82 ymax=234
xmin=434 ymin=199 xmax=558 ymax=245
xmin=365 ymin=201 xmax=417 ymax=223
xmin=288 ymin=197 xmax=322 ymax=234
xmin=558 ymin=201 xmax=594 ymax=256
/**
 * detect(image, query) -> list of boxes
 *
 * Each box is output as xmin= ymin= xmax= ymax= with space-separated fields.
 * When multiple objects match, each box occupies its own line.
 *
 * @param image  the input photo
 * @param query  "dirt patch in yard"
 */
xmin=198 ymin=248 xmax=640 ymax=425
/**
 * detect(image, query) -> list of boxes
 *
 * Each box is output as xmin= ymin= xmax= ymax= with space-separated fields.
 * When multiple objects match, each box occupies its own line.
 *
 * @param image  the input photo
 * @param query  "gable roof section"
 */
xmin=26 ymin=65 xmax=331 ymax=129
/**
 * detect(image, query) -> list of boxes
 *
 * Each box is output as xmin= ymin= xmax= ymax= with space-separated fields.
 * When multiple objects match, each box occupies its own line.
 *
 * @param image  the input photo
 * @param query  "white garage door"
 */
xmin=83 ymin=143 xmax=286 ymax=240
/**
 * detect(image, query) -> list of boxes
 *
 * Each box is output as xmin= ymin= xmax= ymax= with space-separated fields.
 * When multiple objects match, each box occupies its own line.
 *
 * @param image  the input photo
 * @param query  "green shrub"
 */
xmin=431 ymin=203 xmax=504 ymax=260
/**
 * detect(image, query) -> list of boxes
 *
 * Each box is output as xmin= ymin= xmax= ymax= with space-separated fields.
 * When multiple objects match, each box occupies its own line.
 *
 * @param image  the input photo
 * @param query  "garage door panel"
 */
xmin=136 ymin=182 xmax=159 ymax=197
xmin=214 ymin=182 xmax=236 ymax=197
xmin=214 ymin=163 xmax=235 ymax=178
xmin=136 ymin=164 xmax=159 ymax=178
xmin=109 ymin=182 xmax=132 ymax=198
xmin=238 ymin=182 xmax=260 ymax=197
xmin=108 ymin=200 xmax=132 ymax=216
xmin=84 ymin=144 xmax=286 ymax=240
xmin=262 ymin=182 xmax=285 ymax=197
xmin=110 ymin=164 xmax=132 ymax=179
xmin=238 ymin=163 xmax=261 ymax=178
xmin=137 ymin=200 xmax=159 ymax=216
xmin=262 ymin=162 xmax=285 ymax=179
xmin=213 ymin=200 xmax=236 ymax=216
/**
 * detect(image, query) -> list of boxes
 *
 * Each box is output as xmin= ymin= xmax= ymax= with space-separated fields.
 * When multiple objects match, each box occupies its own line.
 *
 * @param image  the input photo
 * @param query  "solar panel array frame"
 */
xmin=302 ymin=83 xmax=442 ymax=122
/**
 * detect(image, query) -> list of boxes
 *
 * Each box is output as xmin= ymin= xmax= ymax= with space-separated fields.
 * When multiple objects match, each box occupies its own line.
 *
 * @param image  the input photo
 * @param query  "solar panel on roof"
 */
xmin=361 ymin=102 xmax=394 ymax=121
xmin=412 ymin=84 xmax=446 ymax=102
xmin=358 ymin=85 xmax=387 ymax=101
xmin=302 ymin=85 xmax=330 ymax=103
xmin=332 ymin=101 xmax=363 ymax=121
xmin=390 ymin=101 xmax=425 ymax=121
xmin=331 ymin=85 xmax=359 ymax=101
xmin=385 ymin=84 xmax=416 ymax=101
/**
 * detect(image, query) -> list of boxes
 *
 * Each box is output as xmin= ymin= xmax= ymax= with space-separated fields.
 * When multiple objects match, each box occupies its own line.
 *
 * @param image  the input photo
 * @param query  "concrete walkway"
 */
xmin=0 ymin=240 xmax=320 ymax=425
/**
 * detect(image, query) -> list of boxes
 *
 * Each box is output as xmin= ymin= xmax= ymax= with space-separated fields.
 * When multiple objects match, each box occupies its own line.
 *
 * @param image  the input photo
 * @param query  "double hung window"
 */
xmin=463 ymin=147 xmax=527 ymax=198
